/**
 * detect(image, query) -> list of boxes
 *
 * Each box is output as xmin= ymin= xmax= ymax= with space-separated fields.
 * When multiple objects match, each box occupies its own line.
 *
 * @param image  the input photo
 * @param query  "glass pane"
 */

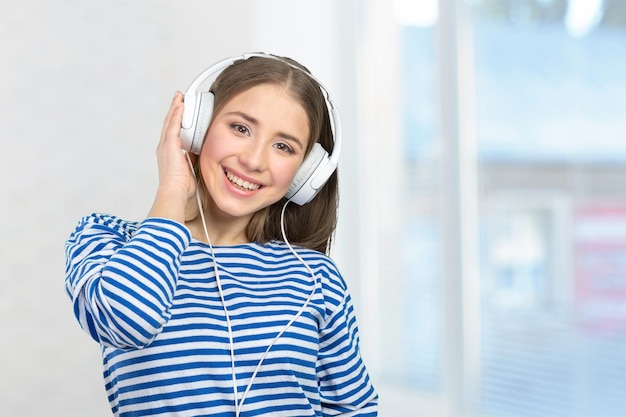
xmin=473 ymin=0 xmax=626 ymax=416
xmin=394 ymin=0 xmax=444 ymax=393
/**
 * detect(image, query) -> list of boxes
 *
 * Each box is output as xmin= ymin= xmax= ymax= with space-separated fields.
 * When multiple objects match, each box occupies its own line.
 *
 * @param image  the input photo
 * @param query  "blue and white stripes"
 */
xmin=65 ymin=213 xmax=377 ymax=416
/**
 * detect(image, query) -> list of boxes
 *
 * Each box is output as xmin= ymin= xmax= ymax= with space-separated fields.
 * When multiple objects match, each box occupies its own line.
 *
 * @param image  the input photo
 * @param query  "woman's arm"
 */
xmin=65 ymin=214 xmax=191 ymax=349
xmin=317 ymin=283 xmax=379 ymax=416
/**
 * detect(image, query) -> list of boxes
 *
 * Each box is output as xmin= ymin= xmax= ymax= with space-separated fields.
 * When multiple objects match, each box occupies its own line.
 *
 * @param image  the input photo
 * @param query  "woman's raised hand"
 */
xmin=148 ymin=92 xmax=197 ymax=222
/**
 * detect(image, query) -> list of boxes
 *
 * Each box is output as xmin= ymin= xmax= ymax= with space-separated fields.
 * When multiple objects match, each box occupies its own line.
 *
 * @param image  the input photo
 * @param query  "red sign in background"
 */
xmin=574 ymin=203 xmax=626 ymax=333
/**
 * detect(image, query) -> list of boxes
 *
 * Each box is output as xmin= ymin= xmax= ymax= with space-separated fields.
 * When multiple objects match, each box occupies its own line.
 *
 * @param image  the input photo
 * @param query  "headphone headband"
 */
xmin=180 ymin=53 xmax=341 ymax=205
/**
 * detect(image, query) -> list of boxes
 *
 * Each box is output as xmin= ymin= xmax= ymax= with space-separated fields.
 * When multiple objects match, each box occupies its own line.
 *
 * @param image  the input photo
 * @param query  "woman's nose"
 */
xmin=239 ymin=141 xmax=268 ymax=171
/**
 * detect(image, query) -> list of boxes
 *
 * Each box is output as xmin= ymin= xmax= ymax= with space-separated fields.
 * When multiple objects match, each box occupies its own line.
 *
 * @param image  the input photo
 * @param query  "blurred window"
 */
xmin=389 ymin=0 xmax=626 ymax=416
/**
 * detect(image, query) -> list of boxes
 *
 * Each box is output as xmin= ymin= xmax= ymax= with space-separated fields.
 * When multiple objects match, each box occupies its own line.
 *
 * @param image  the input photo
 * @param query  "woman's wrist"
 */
xmin=147 ymin=184 xmax=190 ymax=222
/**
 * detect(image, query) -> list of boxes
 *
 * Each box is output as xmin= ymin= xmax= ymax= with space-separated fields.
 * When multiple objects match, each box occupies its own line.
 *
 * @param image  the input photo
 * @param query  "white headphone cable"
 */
xmin=235 ymin=200 xmax=319 ymax=414
xmin=185 ymin=151 xmax=319 ymax=417
xmin=185 ymin=152 xmax=240 ymax=410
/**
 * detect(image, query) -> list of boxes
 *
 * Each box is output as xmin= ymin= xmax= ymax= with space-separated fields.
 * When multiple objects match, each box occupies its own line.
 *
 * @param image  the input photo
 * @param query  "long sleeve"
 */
xmin=64 ymin=213 xmax=191 ymax=349
xmin=317 ymin=289 xmax=378 ymax=416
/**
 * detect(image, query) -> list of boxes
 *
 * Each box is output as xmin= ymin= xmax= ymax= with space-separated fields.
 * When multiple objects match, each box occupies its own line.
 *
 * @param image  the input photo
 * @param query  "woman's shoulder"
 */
xmin=72 ymin=213 xmax=191 ymax=237
xmin=67 ymin=213 xmax=192 ymax=254
xmin=257 ymin=241 xmax=347 ymax=289
xmin=216 ymin=240 xmax=330 ymax=263
xmin=254 ymin=240 xmax=336 ymax=263
xmin=70 ymin=212 xmax=141 ymax=239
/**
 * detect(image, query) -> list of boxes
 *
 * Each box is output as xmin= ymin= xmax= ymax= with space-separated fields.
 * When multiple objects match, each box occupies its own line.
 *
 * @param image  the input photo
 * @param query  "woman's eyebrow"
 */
xmin=276 ymin=131 xmax=305 ymax=150
xmin=225 ymin=111 xmax=305 ymax=149
xmin=226 ymin=111 xmax=259 ymax=126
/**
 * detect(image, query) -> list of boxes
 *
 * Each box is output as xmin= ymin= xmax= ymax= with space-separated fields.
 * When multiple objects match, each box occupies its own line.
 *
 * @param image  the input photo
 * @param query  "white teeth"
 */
xmin=226 ymin=171 xmax=260 ymax=191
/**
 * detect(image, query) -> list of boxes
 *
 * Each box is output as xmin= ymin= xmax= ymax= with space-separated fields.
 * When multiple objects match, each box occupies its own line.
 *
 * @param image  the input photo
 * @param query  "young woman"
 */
xmin=65 ymin=54 xmax=378 ymax=416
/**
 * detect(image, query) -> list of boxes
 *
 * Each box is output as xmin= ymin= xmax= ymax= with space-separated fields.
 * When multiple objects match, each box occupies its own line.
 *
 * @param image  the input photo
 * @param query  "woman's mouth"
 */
xmin=225 ymin=170 xmax=262 ymax=191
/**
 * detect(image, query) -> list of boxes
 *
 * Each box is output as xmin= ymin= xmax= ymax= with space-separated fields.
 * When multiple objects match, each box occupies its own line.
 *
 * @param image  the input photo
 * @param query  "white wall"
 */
xmin=0 ymin=2 xmax=370 ymax=415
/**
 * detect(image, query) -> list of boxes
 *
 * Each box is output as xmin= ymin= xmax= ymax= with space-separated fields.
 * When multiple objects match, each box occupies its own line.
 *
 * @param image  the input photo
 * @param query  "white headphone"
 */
xmin=180 ymin=53 xmax=342 ymax=206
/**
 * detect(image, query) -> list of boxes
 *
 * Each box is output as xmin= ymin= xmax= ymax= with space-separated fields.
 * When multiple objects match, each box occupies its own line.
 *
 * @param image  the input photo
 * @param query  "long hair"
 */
xmin=195 ymin=55 xmax=339 ymax=254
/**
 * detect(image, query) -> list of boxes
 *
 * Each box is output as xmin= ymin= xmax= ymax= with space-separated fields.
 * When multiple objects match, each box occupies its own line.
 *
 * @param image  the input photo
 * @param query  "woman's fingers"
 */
xmin=161 ymin=92 xmax=183 ymax=141
xmin=155 ymin=92 xmax=194 ymax=189
xmin=148 ymin=91 xmax=197 ymax=222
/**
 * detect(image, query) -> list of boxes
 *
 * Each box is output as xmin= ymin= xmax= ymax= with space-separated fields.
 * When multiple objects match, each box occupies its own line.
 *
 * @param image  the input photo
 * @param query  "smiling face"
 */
xmin=198 ymin=83 xmax=310 ymax=226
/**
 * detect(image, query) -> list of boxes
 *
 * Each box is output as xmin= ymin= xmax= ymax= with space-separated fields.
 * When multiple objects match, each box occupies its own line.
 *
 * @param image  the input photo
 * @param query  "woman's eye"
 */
xmin=231 ymin=123 xmax=250 ymax=136
xmin=274 ymin=142 xmax=295 ymax=154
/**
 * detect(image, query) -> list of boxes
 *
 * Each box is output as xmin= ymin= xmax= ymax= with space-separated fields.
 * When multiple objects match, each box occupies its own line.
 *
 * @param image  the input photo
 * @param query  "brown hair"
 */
xmin=196 ymin=55 xmax=339 ymax=254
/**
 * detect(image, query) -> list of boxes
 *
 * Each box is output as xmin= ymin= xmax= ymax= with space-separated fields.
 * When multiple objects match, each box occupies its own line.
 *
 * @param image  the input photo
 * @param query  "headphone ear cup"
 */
xmin=286 ymin=143 xmax=329 ymax=205
xmin=190 ymin=91 xmax=215 ymax=154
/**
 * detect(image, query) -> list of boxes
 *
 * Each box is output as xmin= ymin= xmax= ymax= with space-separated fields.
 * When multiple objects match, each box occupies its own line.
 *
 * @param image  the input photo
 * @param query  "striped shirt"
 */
xmin=65 ymin=213 xmax=378 ymax=416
